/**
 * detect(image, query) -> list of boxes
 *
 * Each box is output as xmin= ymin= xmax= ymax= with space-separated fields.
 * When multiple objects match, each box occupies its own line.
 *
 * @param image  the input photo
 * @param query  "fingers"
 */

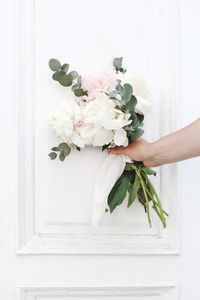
xmin=108 ymin=146 xmax=128 ymax=155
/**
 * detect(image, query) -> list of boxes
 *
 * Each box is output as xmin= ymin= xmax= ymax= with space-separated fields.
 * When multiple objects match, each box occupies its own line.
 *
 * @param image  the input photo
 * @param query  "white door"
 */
xmin=1 ymin=0 xmax=200 ymax=299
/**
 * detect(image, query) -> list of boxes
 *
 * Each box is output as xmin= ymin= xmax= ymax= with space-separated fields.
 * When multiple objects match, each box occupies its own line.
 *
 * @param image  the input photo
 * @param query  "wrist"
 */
xmin=143 ymin=142 xmax=161 ymax=168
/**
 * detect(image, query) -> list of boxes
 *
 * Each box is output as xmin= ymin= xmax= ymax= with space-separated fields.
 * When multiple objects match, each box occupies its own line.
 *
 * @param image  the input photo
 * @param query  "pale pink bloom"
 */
xmin=82 ymin=69 xmax=117 ymax=101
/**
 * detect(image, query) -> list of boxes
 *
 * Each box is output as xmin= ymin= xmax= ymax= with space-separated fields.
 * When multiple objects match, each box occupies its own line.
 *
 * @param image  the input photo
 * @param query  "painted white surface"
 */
xmin=0 ymin=0 xmax=200 ymax=299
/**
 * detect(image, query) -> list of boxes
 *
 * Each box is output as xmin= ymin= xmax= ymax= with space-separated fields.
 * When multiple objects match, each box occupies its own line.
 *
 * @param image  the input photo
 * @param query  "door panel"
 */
xmin=0 ymin=0 xmax=200 ymax=299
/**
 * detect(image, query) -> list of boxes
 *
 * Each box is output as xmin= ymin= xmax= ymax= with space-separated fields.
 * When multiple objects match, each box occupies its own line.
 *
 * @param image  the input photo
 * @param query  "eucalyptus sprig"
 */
xmin=113 ymin=57 xmax=127 ymax=73
xmin=49 ymin=58 xmax=88 ymax=97
xmin=106 ymin=79 xmax=144 ymax=143
xmin=49 ymin=143 xmax=71 ymax=161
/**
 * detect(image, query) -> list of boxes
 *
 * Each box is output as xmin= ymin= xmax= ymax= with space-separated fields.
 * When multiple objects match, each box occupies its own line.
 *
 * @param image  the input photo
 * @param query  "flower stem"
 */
xmin=135 ymin=167 xmax=152 ymax=227
xmin=142 ymin=172 xmax=166 ymax=228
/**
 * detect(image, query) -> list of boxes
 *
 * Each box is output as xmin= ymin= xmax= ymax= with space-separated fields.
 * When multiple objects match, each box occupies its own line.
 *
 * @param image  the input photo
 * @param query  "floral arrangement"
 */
xmin=48 ymin=57 xmax=167 ymax=227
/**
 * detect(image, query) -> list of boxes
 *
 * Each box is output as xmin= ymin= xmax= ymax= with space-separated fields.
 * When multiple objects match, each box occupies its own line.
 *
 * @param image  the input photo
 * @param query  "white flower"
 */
xmin=80 ymin=93 xmax=131 ymax=147
xmin=117 ymin=72 xmax=152 ymax=114
xmin=49 ymin=99 xmax=80 ymax=144
xmin=114 ymin=128 xmax=128 ymax=146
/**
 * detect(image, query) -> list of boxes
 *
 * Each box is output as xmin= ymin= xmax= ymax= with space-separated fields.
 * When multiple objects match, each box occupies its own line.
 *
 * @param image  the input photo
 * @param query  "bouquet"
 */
xmin=48 ymin=57 xmax=167 ymax=227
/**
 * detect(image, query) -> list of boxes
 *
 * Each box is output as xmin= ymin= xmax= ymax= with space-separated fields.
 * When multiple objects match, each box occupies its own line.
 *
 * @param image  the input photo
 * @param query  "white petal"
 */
xmin=114 ymin=128 xmax=128 ymax=146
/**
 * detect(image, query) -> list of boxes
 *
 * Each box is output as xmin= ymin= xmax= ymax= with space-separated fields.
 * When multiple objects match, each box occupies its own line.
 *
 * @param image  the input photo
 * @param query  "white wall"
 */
xmin=0 ymin=0 xmax=200 ymax=299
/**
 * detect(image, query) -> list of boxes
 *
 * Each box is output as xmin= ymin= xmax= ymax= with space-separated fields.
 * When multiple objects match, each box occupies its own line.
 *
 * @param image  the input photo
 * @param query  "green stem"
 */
xmin=142 ymin=172 xmax=166 ymax=228
xmin=146 ymin=189 xmax=168 ymax=217
xmin=135 ymin=168 xmax=152 ymax=227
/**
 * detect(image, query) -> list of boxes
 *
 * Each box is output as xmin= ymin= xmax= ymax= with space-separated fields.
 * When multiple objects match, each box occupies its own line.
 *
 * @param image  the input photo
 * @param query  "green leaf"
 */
xmin=130 ymin=112 xmax=138 ymax=124
xmin=107 ymin=90 xmax=118 ymax=98
xmin=121 ymin=83 xmax=133 ymax=102
xmin=52 ymin=71 xmax=65 ymax=81
xmin=74 ymin=88 xmax=88 ymax=97
xmin=49 ymin=152 xmax=57 ymax=160
xmin=51 ymin=147 xmax=60 ymax=151
xmin=49 ymin=58 xmax=61 ymax=71
xmin=128 ymin=174 xmax=140 ymax=207
xmin=108 ymin=172 xmax=132 ymax=213
xmin=68 ymin=71 xmax=78 ymax=79
xmin=142 ymin=167 xmax=157 ymax=176
xmin=71 ymin=84 xmax=78 ymax=91
xmin=126 ymin=95 xmax=137 ymax=113
xmin=61 ymin=63 xmax=69 ymax=73
xmin=113 ymin=57 xmax=123 ymax=70
xmin=102 ymin=144 xmax=109 ymax=152
xmin=59 ymin=74 xmax=73 ymax=86
xmin=130 ymin=128 xmax=144 ymax=141
xmin=59 ymin=150 xmax=65 ymax=161
xmin=77 ymin=75 xmax=82 ymax=88
xmin=116 ymin=83 xmax=124 ymax=96
xmin=58 ymin=143 xmax=68 ymax=150
xmin=63 ymin=145 xmax=71 ymax=157
xmin=137 ymin=113 xmax=144 ymax=123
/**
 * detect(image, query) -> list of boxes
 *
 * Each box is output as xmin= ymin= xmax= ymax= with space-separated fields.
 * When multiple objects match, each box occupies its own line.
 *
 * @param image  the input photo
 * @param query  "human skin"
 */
xmin=108 ymin=118 xmax=200 ymax=167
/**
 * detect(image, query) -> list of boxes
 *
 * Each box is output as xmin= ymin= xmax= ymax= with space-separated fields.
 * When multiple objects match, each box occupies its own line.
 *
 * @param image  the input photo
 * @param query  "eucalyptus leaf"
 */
xmin=126 ymin=95 xmax=137 ymax=112
xmin=59 ymin=150 xmax=65 ymax=161
xmin=74 ymin=88 xmax=87 ymax=97
xmin=49 ymin=58 xmax=61 ymax=71
xmin=77 ymin=75 xmax=82 ymax=88
xmin=116 ymin=83 xmax=124 ymax=96
xmin=69 ymin=71 xmax=78 ymax=79
xmin=121 ymin=83 xmax=133 ymax=102
xmin=137 ymin=113 xmax=144 ymax=123
xmin=71 ymin=84 xmax=78 ymax=91
xmin=107 ymin=90 xmax=118 ymax=98
xmin=108 ymin=172 xmax=132 ymax=213
xmin=58 ymin=143 xmax=68 ymax=150
xmin=113 ymin=57 xmax=123 ymax=70
xmin=59 ymin=74 xmax=73 ymax=86
xmin=130 ymin=112 xmax=138 ymax=125
xmin=128 ymin=174 xmax=140 ymax=207
xmin=51 ymin=147 xmax=60 ymax=151
xmin=61 ymin=63 xmax=69 ymax=73
xmin=63 ymin=145 xmax=71 ymax=156
xmin=52 ymin=71 xmax=65 ymax=81
xmin=49 ymin=152 xmax=57 ymax=160
xmin=130 ymin=128 xmax=144 ymax=141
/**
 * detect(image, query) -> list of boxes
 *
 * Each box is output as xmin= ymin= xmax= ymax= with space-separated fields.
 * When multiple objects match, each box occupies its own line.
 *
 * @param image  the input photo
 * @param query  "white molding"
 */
xmin=18 ymin=284 xmax=178 ymax=299
xmin=17 ymin=0 xmax=180 ymax=255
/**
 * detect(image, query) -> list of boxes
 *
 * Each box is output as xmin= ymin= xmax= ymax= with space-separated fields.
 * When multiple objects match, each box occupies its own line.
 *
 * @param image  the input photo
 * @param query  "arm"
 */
xmin=108 ymin=118 xmax=200 ymax=167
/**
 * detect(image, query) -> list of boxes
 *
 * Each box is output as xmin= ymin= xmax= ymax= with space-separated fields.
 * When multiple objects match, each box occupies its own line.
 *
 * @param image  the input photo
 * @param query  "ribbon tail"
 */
xmin=91 ymin=154 xmax=127 ymax=226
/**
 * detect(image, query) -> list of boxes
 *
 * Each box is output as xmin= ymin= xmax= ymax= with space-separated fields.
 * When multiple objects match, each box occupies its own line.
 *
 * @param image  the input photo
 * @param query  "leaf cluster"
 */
xmin=49 ymin=58 xmax=88 ymax=97
xmin=48 ymin=143 xmax=71 ymax=161
xmin=113 ymin=57 xmax=127 ymax=73
xmin=107 ymin=162 xmax=168 ymax=228
xmin=107 ymin=80 xmax=144 ymax=143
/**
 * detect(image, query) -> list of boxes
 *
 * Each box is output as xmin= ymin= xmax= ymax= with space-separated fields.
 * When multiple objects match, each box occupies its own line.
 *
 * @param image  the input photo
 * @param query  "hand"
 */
xmin=108 ymin=138 xmax=153 ymax=167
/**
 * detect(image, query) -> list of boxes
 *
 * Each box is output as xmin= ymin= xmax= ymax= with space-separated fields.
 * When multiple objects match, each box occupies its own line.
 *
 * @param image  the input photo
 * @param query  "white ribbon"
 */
xmin=92 ymin=154 xmax=131 ymax=226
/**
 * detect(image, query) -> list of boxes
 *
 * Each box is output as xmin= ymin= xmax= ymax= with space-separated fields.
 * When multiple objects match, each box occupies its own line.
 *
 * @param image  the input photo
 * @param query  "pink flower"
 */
xmin=82 ymin=69 xmax=117 ymax=101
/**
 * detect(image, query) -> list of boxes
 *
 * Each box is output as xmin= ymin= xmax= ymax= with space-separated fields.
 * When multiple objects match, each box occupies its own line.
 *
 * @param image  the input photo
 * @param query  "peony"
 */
xmin=82 ymin=69 xmax=117 ymax=100
xmin=49 ymin=99 xmax=81 ymax=145
xmin=114 ymin=128 xmax=129 ymax=147
xmin=79 ymin=93 xmax=131 ymax=147
xmin=117 ymin=72 xmax=152 ymax=114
